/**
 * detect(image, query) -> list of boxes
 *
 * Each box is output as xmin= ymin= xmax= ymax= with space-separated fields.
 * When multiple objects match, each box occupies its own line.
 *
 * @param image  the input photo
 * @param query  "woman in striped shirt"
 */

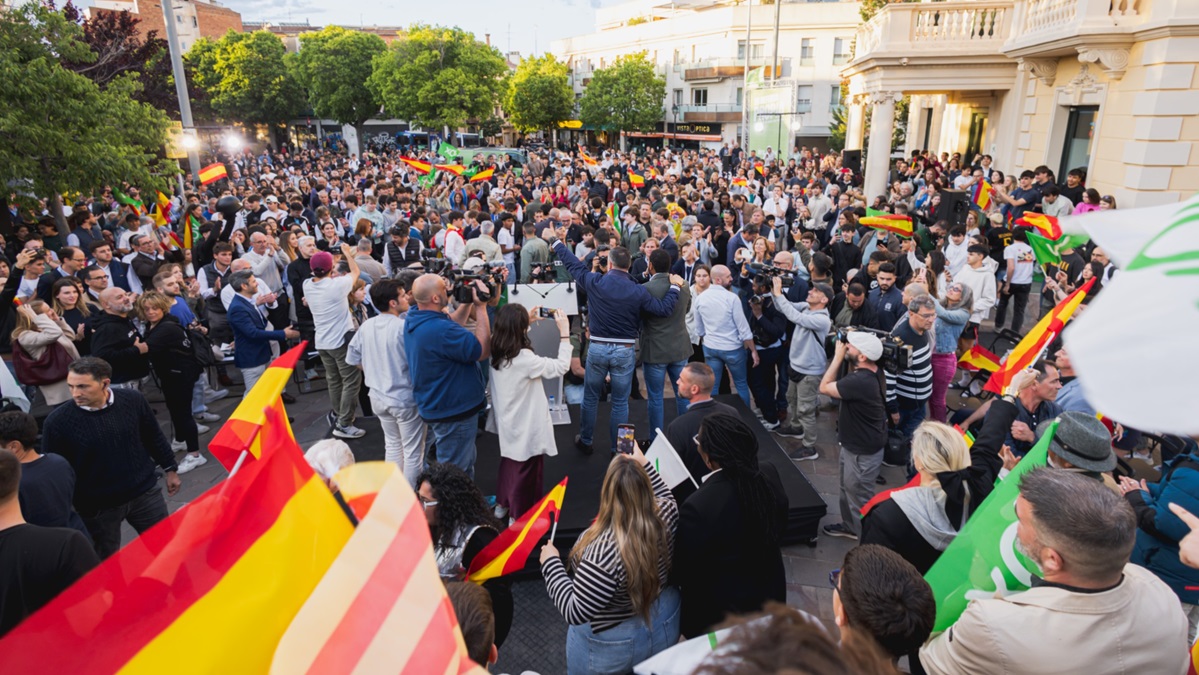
xmin=539 ymin=443 xmax=680 ymax=674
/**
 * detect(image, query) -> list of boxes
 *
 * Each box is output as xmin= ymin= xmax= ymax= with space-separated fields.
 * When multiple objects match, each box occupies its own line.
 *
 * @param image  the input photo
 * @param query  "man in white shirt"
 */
xmin=303 ymin=246 xmax=364 ymax=440
xmin=692 ymin=265 xmax=758 ymax=408
xmin=997 ymin=228 xmax=1035 ymax=333
xmin=1041 ymin=185 xmax=1074 ymax=220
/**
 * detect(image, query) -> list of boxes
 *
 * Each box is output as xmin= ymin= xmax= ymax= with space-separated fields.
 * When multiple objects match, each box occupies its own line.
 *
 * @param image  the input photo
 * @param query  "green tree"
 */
xmin=292 ymin=26 xmax=385 ymax=154
xmin=828 ymin=104 xmax=848 ymax=152
xmin=479 ymin=116 xmax=503 ymax=139
xmin=578 ymin=52 xmax=665 ymax=151
xmin=0 ymin=3 xmax=175 ymax=233
xmin=860 ymin=0 xmax=922 ymax=22
xmin=503 ymin=54 xmax=573 ymax=135
xmin=185 ymin=30 xmax=306 ymax=132
xmin=368 ymin=25 xmax=507 ymax=134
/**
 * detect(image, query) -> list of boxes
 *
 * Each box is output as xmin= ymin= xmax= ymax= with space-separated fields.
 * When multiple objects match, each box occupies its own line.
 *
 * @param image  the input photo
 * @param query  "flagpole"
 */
xmin=219 ymin=450 xmax=250 ymax=497
xmin=549 ymin=512 xmax=559 ymax=545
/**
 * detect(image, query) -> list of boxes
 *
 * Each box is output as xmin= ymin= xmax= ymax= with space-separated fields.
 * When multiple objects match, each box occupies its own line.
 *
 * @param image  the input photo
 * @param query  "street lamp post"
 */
xmin=671 ymin=104 xmax=679 ymax=149
xmin=160 ymin=1 xmax=201 ymax=188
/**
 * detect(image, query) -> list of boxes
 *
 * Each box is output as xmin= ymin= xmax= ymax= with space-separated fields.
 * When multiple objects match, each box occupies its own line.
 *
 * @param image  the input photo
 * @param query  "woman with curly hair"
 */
xmin=417 ymin=462 xmax=512 ymax=646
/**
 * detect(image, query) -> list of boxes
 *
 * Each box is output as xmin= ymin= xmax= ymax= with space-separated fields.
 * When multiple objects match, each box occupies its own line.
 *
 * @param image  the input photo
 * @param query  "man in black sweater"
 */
xmin=89 ymin=287 xmax=149 ymax=387
xmin=42 ymin=358 xmax=180 ymax=558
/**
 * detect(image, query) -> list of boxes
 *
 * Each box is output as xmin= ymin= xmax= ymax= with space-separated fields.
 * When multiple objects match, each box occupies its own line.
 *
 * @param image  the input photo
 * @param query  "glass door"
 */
xmin=966 ymin=111 xmax=988 ymax=160
xmin=1059 ymin=106 xmax=1098 ymax=179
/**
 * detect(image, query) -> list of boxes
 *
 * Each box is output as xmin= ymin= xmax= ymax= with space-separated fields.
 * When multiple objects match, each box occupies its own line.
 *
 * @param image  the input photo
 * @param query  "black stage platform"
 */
xmin=326 ymin=396 xmax=826 ymax=550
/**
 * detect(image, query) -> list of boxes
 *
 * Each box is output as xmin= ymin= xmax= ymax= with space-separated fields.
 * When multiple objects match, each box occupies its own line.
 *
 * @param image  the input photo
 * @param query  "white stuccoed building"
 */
xmin=550 ymin=0 xmax=863 ymax=153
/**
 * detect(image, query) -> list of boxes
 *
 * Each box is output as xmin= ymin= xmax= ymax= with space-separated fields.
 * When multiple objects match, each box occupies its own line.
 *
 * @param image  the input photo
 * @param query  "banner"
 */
xmin=923 ymin=421 xmax=1057 ymax=632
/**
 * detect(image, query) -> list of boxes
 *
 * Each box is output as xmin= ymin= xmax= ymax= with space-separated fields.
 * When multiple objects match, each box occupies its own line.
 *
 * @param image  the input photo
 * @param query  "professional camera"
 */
xmin=443 ymin=264 xmax=506 ymax=305
xmin=28 ymin=247 xmax=47 ymax=261
xmin=836 ymin=326 xmax=912 ymax=374
xmin=745 ymin=261 xmax=795 ymax=288
xmin=528 ymin=259 xmax=563 ymax=283
xmin=594 ymin=244 xmax=611 ymax=271
xmin=420 ymin=248 xmax=449 ymax=273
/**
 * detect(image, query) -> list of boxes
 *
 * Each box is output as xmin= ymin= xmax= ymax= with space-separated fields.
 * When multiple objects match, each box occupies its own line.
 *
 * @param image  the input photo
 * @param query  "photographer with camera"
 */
xmin=818 ymin=330 xmax=888 ymax=539
xmin=745 ymin=273 xmax=789 ymax=430
xmin=770 ymin=277 xmax=832 ymax=460
xmin=546 ymin=232 xmax=686 ymax=455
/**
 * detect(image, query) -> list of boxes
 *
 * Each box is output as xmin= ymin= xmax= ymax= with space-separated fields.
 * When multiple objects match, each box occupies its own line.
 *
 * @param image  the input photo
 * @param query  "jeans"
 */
xmin=190 ymin=376 xmax=207 ymax=416
xmin=373 ymin=395 xmax=427 ymax=487
xmin=643 ymin=360 xmax=687 ymax=440
xmin=891 ymin=404 xmax=928 ymax=467
xmin=564 ymin=382 xmax=584 ymax=405
xmin=318 ymin=344 xmax=363 ymax=427
xmin=580 ymin=342 xmax=636 ymax=450
xmin=703 ymin=345 xmax=752 ymax=408
xmin=929 ymin=352 xmax=958 ymax=423
xmin=995 ymin=282 xmax=1031 ymax=333
xmin=565 ymin=586 xmax=681 ymax=675
xmin=748 ymin=345 xmax=787 ymax=421
xmin=80 ymin=486 xmax=169 ymax=559
xmin=839 ymin=447 xmax=884 ymax=536
xmin=428 ymin=417 xmax=478 ymax=478
xmin=786 ymin=373 xmax=821 ymax=448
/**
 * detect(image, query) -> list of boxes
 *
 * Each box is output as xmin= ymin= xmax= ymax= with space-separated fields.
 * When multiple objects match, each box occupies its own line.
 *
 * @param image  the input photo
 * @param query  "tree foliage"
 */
xmin=58 ymin=2 xmax=177 ymax=116
xmin=0 ymin=3 xmax=175 ymax=219
xmin=184 ymin=30 xmax=306 ymax=125
xmin=860 ymin=0 xmax=923 ymax=22
xmin=368 ymin=25 xmax=507 ymax=131
xmin=479 ymin=116 xmax=503 ymax=138
xmin=293 ymin=26 xmax=384 ymax=129
xmin=578 ymin=52 xmax=665 ymax=135
xmin=503 ymin=54 xmax=573 ymax=133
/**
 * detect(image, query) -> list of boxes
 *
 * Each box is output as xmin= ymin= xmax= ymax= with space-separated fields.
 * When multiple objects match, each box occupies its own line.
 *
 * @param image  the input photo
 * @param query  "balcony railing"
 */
xmin=674 ymin=104 xmax=742 ymax=114
xmin=683 ymin=57 xmax=789 ymax=81
xmin=1006 ymin=0 xmax=1146 ymax=54
xmin=851 ymin=0 xmax=1014 ymax=64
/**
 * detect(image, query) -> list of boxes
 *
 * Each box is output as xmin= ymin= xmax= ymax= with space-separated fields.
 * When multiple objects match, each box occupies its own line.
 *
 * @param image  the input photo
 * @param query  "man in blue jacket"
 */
xmin=405 ymin=274 xmax=491 ymax=478
xmin=226 ymin=270 xmax=299 ymax=392
xmin=547 ymin=229 xmax=686 ymax=454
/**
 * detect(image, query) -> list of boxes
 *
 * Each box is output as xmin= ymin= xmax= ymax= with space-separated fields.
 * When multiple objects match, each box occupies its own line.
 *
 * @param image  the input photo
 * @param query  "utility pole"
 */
xmin=770 ymin=0 xmax=782 ymax=83
xmin=740 ymin=0 xmax=752 ymax=151
xmin=160 ymin=0 xmax=202 ymax=189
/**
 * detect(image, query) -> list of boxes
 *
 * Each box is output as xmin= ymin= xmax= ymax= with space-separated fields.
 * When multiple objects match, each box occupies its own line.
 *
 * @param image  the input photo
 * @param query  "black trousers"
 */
xmin=996 ymin=282 xmax=1032 ymax=333
xmin=749 ymin=345 xmax=788 ymax=421
xmin=162 ymin=370 xmax=200 ymax=454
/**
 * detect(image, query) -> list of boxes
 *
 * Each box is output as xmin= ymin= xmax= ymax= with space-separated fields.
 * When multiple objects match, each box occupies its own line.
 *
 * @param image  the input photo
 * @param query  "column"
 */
xmin=846 ymin=97 xmax=867 ymax=150
xmin=927 ymin=95 xmax=946 ymax=153
xmin=905 ymin=94 xmax=924 ymax=157
xmin=864 ymin=91 xmax=901 ymax=200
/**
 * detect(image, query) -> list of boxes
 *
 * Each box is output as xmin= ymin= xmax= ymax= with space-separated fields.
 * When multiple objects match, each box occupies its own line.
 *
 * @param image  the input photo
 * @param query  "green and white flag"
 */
xmin=643 ymin=430 xmax=697 ymax=490
xmin=438 ymin=141 xmax=459 ymax=160
xmin=418 ymin=168 xmax=439 ymax=190
xmin=923 ymin=421 xmax=1057 ymax=632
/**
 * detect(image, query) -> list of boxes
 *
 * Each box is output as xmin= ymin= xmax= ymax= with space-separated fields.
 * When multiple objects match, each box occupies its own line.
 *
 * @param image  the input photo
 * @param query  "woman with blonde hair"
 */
xmin=11 ymin=300 xmax=80 ymax=405
xmin=540 ymin=443 xmax=680 ymax=674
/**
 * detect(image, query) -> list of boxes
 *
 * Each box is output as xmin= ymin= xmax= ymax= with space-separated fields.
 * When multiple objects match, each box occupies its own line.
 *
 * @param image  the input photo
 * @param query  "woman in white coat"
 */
xmin=488 ymin=303 xmax=571 ymax=519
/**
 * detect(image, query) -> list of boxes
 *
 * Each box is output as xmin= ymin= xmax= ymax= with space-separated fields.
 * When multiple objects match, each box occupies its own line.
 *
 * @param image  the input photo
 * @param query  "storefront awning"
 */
xmin=624 ymin=132 xmax=723 ymax=142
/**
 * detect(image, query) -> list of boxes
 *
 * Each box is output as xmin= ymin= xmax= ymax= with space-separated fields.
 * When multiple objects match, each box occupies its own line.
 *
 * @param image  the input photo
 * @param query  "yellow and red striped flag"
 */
xmin=958 ymin=344 xmax=1001 ymax=372
xmin=199 ymin=163 xmax=228 ymax=185
xmin=984 ymin=278 xmax=1095 ymax=394
xmin=753 ymin=160 xmax=765 ymax=176
xmin=152 ymin=190 xmax=171 ymax=227
xmin=468 ymin=167 xmax=494 ymax=183
xmin=467 ymin=477 xmax=567 ymax=583
xmin=270 ymin=461 xmax=487 ymax=674
xmin=0 ymin=403 xmax=355 ymax=673
xmin=400 ymin=156 xmax=433 ymax=175
xmin=209 ymin=343 xmax=305 ymax=469
xmin=860 ymin=213 xmax=914 ymax=237
xmin=184 ymin=212 xmax=202 ymax=249
xmin=732 ymin=177 xmax=748 ymax=187
xmin=1187 ymin=637 xmax=1199 ymax=675
xmin=628 ymin=171 xmax=645 ymax=188
xmin=436 ymin=164 xmax=468 ymax=176
xmin=1015 ymin=212 xmax=1063 ymax=241
xmin=970 ymin=179 xmax=992 ymax=211
xmin=580 ymin=149 xmax=598 ymax=166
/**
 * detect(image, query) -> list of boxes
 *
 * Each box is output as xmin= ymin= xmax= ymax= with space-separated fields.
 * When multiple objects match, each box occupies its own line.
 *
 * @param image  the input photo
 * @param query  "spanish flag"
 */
xmin=436 ymin=164 xmax=468 ymax=176
xmin=958 ymin=344 xmax=1001 ymax=372
xmin=628 ymin=171 xmax=645 ymax=188
xmin=209 ymin=343 xmax=305 ymax=469
xmin=184 ymin=212 xmax=202 ymax=249
xmin=469 ymin=167 xmax=494 ymax=183
xmin=199 ymin=163 xmax=228 ymax=185
xmin=153 ymin=191 xmax=172 ymax=227
xmin=112 ymin=188 xmax=144 ymax=216
xmin=270 ymin=462 xmax=487 ymax=674
xmin=467 ymin=477 xmax=568 ymax=583
xmin=971 ymin=179 xmax=992 ymax=211
xmin=399 ymin=156 xmax=433 ymax=175
xmin=1015 ymin=212 xmax=1062 ymax=241
xmin=984 ymin=278 xmax=1095 ymax=394
xmin=753 ymin=160 xmax=765 ymax=176
xmin=0 ymin=404 xmax=355 ymax=674
xmin=860 ymin=209 xmax=914 ymax=237
xmin=646 ymin=167 xmax=659 ymax=180
xmin=732 ymin=177 xmax=748 ymax=187
xmin=580 ymin=149 xmax=598 ymax=166
xmin=606 ymin=202 xmax=621 ymax=233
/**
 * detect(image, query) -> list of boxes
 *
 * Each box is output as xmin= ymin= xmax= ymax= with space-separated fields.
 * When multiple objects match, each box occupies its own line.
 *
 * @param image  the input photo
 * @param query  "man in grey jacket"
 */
xmin=770 ymin=278 xmax=832 ymax=460
xmin=641 ymin=249 xmax=692 ymax=440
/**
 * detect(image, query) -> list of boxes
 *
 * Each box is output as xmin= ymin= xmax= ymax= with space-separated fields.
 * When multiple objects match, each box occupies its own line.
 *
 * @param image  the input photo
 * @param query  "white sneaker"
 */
xmin=171 ymin=439 xmax=187 ymax=452
xmin=177 ymin=454 xmax=208 ymax=474
xmin=194 ymin=412 xmax=220 ymax=423
xmin=196 ymin=423 xmax=210 ymax=434
xmin=494 ymin=504 xmax=509 ymax=520
xmin=332 ymin=424 xmax=366 ymax=439
xmin=204 ymin=388 xmax=229 ymax=404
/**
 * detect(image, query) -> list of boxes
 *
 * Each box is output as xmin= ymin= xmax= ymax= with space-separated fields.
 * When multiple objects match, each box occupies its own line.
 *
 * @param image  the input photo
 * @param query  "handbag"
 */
xmin=11 ymin=340 xmax=73 ymax=386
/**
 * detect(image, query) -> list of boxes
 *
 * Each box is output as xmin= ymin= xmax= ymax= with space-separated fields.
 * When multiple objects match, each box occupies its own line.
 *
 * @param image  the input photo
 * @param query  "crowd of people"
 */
xmin=0 ymin=137 xmax=1194 ymax=674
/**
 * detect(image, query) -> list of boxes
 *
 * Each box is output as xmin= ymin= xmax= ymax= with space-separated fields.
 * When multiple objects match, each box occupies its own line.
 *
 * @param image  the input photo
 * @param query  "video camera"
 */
xmin=528 ymin=259 xmax=563 ymax=283
xmin=442 ymin=262 xmax=506 ymax=305
xmin=420 ymin=248 xmax=449 ymax=274
xmin=746 ymin=261 xmax=795 ymax=288
xmin=836 ymin=326 xmax=912 ymax=374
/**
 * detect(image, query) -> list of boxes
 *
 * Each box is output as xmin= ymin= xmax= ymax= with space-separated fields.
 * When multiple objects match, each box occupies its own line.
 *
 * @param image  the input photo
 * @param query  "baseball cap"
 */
xmin=812 ymin=282 xmax=834 ymax=301
xmin=847 ymin=331 xmax=884 ymax=361
xmin=309 ymin=251 xmax=334 ymax=273
xmin=462 ymin=257 xmax=486 ymax=272
xmin=265 ymin=195 xmax=279 ymax=203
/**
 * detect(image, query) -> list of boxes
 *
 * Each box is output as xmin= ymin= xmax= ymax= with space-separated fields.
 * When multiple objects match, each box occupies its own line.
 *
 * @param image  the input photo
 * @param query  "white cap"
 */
xmin=847 ymin=331 xmax=884 ymax=361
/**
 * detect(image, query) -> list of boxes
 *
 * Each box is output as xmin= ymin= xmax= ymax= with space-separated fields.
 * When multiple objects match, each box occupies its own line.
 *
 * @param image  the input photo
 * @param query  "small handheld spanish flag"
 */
xmin=468 ymin=167 xmax=494 ymax=183
xmin=1015 ymin=213 xmax=1062 ymax=241
xmin=958 ymin=344 xmax=1001 ymax=372
xmin=753 ymin=160 xmax=765 ymax=176
xmin=628 ymin=171 xmax=645 ymax=188
xmin=732 ymin=177 xmax=748 ymax=187
xmin=971 ymin=179 xmax=992 ymax=211
xmin=399 ymin=156 xmax=433 ymax=175
xmin=860 ymin=210 xmax=914 ymax=237
xmin=466 ymin=477 xmax=568 ymax=583
xmin=434 ymin=164 xmax=467 ymax=176
xmin=198 ymin=163 xmax=227 ymax=185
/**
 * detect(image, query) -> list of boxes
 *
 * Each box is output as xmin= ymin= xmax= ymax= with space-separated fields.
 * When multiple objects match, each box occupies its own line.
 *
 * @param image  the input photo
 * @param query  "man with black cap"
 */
xmin=819 ymin=329 xmax=888 ymax=539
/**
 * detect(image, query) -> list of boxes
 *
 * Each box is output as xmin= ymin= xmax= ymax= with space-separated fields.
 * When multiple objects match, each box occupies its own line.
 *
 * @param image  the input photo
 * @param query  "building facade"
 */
xmin=89 ymin=0 xmax=242 ymax=53
xmin=242 ymin=21 xmax=406 ymax=52
xmin=843 ymin=0 xmax=1199 ymax=208
xmin=551 ymin=0 xmax=862 ymax=151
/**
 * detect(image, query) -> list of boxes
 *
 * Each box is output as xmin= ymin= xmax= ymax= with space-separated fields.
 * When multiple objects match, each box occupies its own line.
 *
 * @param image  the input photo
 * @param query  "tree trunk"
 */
xmin=619 ymin=131 xmax=627 ymax=152
xmin=50 ymin=194 xmax=69 ymax=238
xmin=353 ymin=123 xmax=365 ymax=156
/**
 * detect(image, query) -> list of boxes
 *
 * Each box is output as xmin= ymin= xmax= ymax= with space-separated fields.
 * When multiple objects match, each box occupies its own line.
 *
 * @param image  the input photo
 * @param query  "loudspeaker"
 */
xmin=939 ymin=189 xmax=971 ymax=228
xmin=842 ymin=149 xmax=862 ymax=174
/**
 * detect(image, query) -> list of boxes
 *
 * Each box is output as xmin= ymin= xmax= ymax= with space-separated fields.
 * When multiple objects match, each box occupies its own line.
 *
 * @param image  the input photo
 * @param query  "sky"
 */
xmin=72 ymin=0 xmax=625 ymax=57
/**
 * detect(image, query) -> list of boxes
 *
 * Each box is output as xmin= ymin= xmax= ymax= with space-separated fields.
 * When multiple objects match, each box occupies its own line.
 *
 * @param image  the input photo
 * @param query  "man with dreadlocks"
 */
xmin=672 ymin=413 xmax=790 ymax=638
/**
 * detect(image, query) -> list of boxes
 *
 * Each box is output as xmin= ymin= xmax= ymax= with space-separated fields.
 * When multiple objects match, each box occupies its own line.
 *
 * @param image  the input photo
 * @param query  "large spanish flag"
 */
xmin=0 ymin=404 xmax=355 ymax=673
xmin=468 ymin=167 xmax=494 ymax=183
xmin=984 ymin=278 xmax=1095 ymax=394
xmin=208 ymin=343 xmax=305 ymax=469
xmin=860 ymin=209 xmax=914 ymax=237
xmin=958 ymin=344 xmax=1001 ymax=372
xmin=199 ymin=163 xmax=228 ymax=185
xmin=270 ymin=462 xmax=486 ymax=674
xmin=466 ymin=477 xmax=567 ymax=583
xmin=400 ymin=156 xmax=433 ymax=175
xmin=1015 ymin=212 xmax=1062 ymax=241
xmin=436 ymin=164 xmax=468 ymax=177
